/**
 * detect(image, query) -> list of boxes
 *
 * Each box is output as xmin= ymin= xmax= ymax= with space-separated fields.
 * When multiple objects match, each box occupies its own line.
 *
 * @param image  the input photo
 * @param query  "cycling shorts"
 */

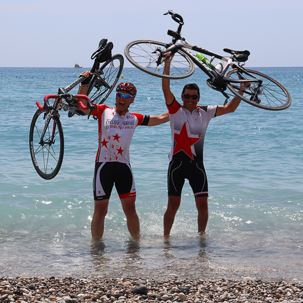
xmin=167 ymin=158 xmax=208 ymax=198
xmin=93 ymin=162 xmax=136 ymax=201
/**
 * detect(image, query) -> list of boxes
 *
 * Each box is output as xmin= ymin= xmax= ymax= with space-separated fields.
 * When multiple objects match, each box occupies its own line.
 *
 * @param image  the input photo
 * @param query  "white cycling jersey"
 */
xmin=92 ymin=105 xmax=149 ymax=163
xmin=167 ymin=99 xmax=217 ymax=162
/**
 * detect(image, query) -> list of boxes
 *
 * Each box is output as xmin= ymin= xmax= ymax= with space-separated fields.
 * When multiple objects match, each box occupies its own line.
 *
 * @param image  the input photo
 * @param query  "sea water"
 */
xmin=0 ymin=66 xmax=302 ymax=281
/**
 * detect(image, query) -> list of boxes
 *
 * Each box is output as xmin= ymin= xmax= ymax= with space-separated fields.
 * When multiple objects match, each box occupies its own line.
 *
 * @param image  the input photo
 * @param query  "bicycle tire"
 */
xmin=226 ymin=68 xmax=292 ymax=111
xmin=29 ymin=109 xmax=64 ymax=180
xmin=124 ymin=40 xmax=195 ymax=79
xmin=87 ymin=54 xmax=124 ymax=104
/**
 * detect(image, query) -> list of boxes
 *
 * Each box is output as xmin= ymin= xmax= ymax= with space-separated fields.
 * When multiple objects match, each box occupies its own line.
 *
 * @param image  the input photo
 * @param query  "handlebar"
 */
xmin=164 ymin=10 xmax=184 ymax=42
xmin=164 ymin=10 xmax=184 ymax=25
xmin=36 ymin=94 xmax=60 ymax=111
xmin=75 ymin=94 xmax=96 ymax=119
xmin=77 ymin=95 xmax=94 ymax=111
xmin=36 ymin=94 xmax=94 ymax=113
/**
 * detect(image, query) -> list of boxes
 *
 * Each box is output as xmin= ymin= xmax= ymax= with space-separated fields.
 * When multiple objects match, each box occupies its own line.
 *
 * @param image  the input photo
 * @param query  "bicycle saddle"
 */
xmin=91 ymin=40 xmax=113 ymax=61
xmin=223 ymin=48 xmax=250 ymax=62
xmin=96 ymin=42 xmax=113 ymax=63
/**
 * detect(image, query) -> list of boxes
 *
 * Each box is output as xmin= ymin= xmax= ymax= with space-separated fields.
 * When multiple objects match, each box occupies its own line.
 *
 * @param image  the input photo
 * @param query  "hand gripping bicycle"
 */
xmin=29 ymin=39 xmax=124 ymax=180
xmin=125 ymin=10 xmax=291 ymax=111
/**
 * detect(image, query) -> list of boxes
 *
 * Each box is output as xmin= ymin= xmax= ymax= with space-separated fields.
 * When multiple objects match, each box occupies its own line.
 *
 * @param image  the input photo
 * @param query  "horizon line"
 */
xmin=1 ymin=66 xmax=302 ymax=69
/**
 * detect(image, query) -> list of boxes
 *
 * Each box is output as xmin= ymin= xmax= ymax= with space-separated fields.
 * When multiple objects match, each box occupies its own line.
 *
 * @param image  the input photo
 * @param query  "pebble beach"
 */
xmin=1 ymin=68 xmax=303 ymax=302
xmin=1 ymin=277 xmax=303 ymax=303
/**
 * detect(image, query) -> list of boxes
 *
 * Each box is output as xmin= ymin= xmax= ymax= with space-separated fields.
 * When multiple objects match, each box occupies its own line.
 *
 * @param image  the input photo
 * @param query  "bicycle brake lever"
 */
xmin=76 ymin=95 xmax=95 ymax=119
xmin=86 ymin=102 xmax=96 ymax=119
xmin=78 ymin=101 xmax=96 ymax=119
xmin=156 ymin=52 xmax=168 ymax=66
xmin=151 ymin=47 xmax=165 ymax=65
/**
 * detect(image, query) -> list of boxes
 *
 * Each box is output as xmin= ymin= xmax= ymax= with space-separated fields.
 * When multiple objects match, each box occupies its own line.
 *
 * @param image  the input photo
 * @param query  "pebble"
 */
xmin=0 ymin=277 xmax=302 ymax=302
xmin=178 ymin=292 xmax=187 ymax=300
xmin=131 ymin=285 xmax=148 ymax=295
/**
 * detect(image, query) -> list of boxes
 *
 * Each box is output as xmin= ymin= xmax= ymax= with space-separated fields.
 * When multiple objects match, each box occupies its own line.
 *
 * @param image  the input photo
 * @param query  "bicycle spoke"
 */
xmin=125 ymin=40 xmax=194 ymax=79
xmin=87 ymin=54 xmax=124 ymax=104
xmin=29 ymin=109 xmax=64 ymax=179
xmin=33 ymin=124 xmax=60 ymax=174
xmin=226 ymin=69 xmax=291 ymax=110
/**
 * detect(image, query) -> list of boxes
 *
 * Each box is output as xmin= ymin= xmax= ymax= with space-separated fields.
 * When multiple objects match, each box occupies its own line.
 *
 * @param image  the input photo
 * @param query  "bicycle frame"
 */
xmin=161 ymin=10 xmax=262 ymax=97
xmin=30 ymin=38 xmax=124 ymax=180
xmin=162 ymin=39 xmax=263 ymax=102
xmin=36 ymin=39 xmax=115 ymax=116
xmin=36 ymin=74 xmax=88 ymax=110
xmin=36 ymin=92 xmax=91 ymax=143
xmin=34 ymin=75 xmax=85 ymax=142
xmin=172 ymin=40 xmax=261 ymax=87
xmin=125 ymin=11 xmax=291 ymax=111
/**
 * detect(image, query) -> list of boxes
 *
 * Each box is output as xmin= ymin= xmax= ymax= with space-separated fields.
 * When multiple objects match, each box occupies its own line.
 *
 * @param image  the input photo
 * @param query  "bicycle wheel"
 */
xmin=87 ymin=54 xmax=124 ymax=104
xmin=226 ymin=68 xmax=291 ymax=110
xmin=124 ymin=40 xmax=195 ymax=79
xmin=29 ymin=109 xmax=64 ymax=180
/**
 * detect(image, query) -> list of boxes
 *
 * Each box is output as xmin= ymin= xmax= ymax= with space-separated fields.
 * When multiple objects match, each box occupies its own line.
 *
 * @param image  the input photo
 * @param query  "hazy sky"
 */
xmin=1 ymin=0 xmax=302 ymax=67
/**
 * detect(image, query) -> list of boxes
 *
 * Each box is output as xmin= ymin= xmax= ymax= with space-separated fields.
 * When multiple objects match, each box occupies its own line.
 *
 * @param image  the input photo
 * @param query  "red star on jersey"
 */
xmin=173 ymin=123 xmax=200 ymax=159
xmin=117 ymin=146 xmax=124 ymax=155
xmin=112 ymin=133 xmax=120 ymax=142
xmin=101 ymin=138 xmax=109 ymax=148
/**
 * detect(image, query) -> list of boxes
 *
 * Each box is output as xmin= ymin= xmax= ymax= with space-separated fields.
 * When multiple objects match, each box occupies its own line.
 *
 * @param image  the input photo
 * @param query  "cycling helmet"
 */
xmin=116 ymin=82 xmax=137 ymax=97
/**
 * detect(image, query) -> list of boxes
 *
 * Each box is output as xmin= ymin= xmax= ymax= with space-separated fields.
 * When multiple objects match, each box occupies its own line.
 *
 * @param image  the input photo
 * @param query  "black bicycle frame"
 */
xmin=181 ymin=44 xmax=260 ymax=86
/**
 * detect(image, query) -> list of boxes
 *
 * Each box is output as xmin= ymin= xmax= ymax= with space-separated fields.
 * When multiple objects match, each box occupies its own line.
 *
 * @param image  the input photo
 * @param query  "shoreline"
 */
xmin=1 ymin=276 xmax=303 ymax=302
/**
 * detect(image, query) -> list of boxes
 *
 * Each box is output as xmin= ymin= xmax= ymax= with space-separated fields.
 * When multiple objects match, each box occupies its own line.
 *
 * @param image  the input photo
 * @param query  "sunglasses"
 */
xmin=182 ymin=94 xmax=199 ymax=100
xmin=116 ymin=92 xmax=132 ymax=99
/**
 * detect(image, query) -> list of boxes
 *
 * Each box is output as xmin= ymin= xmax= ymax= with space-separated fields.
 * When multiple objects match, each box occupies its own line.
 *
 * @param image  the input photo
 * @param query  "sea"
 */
xmin=0 ymin=66 xmax=302 ymax=282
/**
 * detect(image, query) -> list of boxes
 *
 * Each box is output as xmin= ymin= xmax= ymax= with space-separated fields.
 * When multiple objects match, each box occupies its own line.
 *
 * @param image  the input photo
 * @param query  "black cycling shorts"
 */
xmin=93 ymin=162 xmax=136 ymax=201
xmin=167 ymin=158 xmax=208 ymax=198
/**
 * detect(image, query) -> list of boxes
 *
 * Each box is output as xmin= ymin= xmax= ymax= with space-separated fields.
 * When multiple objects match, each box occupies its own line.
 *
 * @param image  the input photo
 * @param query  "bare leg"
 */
xmin=195 ymin=196 xmax=208 ymax=234
xmin=91 ymin=199 xmax=109 ymax=241
xmin=121 ymin=197 xmax=140 ymax=239
xmin=163 ymin=195 xmax=181 ymax=238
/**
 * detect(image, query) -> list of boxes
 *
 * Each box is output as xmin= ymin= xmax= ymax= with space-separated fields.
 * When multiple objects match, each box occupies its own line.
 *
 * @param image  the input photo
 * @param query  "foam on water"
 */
xmin=0 ymin=67 xmax=302 ymax=281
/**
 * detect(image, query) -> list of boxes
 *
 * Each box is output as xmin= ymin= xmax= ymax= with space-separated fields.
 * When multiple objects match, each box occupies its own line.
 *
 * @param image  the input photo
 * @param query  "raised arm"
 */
xmin=162 ymin=57 xmax=175 ymax=106
xmin=216 ymin=81 xmax=250 ymax=117
xmin=76 ymin=70 xmax=92 ymax=115
xmin=147 ymin=111 xmax=169 ymax=126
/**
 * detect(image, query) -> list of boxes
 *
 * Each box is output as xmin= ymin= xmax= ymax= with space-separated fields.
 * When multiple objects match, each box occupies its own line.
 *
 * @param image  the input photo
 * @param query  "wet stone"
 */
xmin=1 ymin=277 xmax=303 ymax=302
xmin=131 ymin=285 xmax=148 ymax=295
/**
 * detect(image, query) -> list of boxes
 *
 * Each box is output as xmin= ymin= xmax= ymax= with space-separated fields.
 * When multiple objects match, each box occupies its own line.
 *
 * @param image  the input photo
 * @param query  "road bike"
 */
xmin=29 ymin=39 xmax=124 ymax=180
xmin=125 ymin=10 xmax=291 ymax=111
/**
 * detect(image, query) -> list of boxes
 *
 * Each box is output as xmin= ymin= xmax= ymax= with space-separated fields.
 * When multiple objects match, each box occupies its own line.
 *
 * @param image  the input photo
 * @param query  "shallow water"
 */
xmin=0 ymin=66 xmax=302 ymax=282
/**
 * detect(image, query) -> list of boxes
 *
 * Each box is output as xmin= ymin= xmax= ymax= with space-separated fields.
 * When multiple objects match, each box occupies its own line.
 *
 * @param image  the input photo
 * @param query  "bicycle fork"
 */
xmin=39 ymin=109 xmax=59 ymax=147
xmin=235 ymin=68 xmax=263 ymax=104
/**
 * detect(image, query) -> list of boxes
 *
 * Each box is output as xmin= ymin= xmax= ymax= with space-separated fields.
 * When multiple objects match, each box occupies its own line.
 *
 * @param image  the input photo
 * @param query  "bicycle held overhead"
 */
xmin=125 ymin=10 xmax=291 ymax=111
xmin=29 ymin=39 xmax=124 ymax=180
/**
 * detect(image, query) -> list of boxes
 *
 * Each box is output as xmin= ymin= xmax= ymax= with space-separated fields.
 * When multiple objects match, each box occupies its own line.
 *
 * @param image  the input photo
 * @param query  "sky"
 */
xmin=1 ymin=0 xmax=302 ymax=68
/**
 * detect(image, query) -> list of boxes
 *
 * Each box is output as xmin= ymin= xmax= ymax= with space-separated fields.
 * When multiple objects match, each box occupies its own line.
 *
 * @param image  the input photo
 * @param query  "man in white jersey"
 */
xmin=78 ymin=73 xmax=169 ymax=240
xmin=162 ymin=58 xmax=250 ymax=237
